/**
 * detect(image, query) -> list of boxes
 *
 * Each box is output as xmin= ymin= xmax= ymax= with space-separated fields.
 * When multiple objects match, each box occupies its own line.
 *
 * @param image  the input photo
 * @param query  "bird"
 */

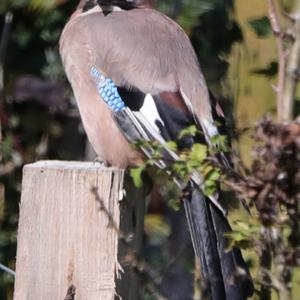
xmin=59 ymin=0 xmax=254 ymax=299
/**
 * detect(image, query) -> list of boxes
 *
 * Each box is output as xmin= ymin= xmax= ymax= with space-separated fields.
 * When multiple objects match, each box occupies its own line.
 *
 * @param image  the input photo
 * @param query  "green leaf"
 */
xmin=203 ymin=167 xmax=221 ymax=196
xmin=130 ymin=165 xmax=146 ymax=188
xmin=211 ymin=135 xmax=229 ymax=152
xmin=248 ymin=16 xmax=272 ymax=38
xmin=168 ymin=198 xmax=181 ymax=211
xmin=172 ymin=161 xmax=190 ymax=179
xmin=204 ymin=184 xmax=217 ymax=196
xmin=190 ymin=143 xmax=207 ymax=162
xmin=224 ymin=230 xmax=247 ymax=242
xmin=207 ymin=168 xmax=221 ymax=181
xmin=224 ymin=231 xmax=254 ymax=250
xmin=178 ymin=125 xmax=198 ymax=139
xmin=165 ymin=141 xmax=178 ymax=152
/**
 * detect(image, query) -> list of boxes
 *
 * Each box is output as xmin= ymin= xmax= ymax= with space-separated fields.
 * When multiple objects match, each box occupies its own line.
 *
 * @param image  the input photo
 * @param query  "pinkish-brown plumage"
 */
xmin=59 ymin=4 xmax=212 ymax=167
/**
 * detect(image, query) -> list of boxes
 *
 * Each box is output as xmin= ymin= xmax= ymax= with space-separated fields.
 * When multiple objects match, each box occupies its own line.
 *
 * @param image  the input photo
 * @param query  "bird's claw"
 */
xmin=93 ymin=157 xmax=109 ymax=167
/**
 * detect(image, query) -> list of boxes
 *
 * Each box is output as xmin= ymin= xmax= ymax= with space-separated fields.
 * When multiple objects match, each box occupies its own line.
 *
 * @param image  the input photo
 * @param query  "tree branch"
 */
xmin=281 ymin=0 xmax=300 ymax=121
xmin=267 ymin=0 xmax=287 ymax=121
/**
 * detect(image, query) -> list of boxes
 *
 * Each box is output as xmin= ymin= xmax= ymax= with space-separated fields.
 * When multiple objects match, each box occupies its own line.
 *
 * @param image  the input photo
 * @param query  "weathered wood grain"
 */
xmin=14 ymin=161 xmax=125 ymax=300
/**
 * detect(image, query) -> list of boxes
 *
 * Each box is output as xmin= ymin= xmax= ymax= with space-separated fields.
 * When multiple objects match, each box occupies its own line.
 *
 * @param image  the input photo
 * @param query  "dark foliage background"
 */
xmin=1 ymin=0 xmax=297 ymax=299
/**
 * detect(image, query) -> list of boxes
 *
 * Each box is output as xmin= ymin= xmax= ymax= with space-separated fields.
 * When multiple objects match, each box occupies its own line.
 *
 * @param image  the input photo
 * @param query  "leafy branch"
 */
xmin=130 ymin=126 xmax=227 ymax=206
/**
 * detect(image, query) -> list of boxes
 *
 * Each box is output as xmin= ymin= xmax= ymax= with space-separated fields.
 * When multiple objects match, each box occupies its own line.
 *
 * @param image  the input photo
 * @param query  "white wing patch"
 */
xmin=125 ymin=94 xmax=227 ymax=214
xmin=80 ymin=5 xmax=122 ymax=17
xmin=139 ymin=94 xmax=165 ymax=133
xmin=202 ymin=119 xmax=219 ymax=138
xmin=180 ymin=88 xmax=219 ymax=145
xmin=179 ymin=88 xmax=198 ymax=123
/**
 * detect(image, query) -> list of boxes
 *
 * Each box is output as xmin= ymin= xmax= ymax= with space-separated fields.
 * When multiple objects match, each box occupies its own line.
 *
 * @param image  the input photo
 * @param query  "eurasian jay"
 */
xmin=59 ymin=1 xmax=254 ymax=299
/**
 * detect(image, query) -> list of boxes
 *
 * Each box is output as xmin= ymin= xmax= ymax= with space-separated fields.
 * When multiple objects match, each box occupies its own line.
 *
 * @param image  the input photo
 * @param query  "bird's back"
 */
xmin=60 ymin=7 xmax=212 ymax=120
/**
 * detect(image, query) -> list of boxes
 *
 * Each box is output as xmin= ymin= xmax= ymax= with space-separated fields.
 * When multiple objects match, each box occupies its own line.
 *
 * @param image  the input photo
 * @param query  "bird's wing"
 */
xmin=88 ymin=63 xmax=227 ymax=214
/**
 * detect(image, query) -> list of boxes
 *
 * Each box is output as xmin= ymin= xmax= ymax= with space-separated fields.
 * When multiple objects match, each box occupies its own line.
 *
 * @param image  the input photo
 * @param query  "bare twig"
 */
xmin=260 ymin=228 xmax=272 ymax=300
xmin=267 ymin=0 xmax=287 ymax=121
xmin=281 ymin=0 xmax=300 ymax=121
xmin=0 ymin=262 xmax=15 ymax=277
xmin=281 ymin=10 xmax=296 ymax=23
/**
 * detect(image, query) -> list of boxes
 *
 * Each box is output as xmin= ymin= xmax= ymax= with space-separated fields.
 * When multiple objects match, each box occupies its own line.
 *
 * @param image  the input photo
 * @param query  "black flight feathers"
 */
xmin=97 ymin=0 xmax=137 ymax=10
xmin=82 ymin=0 xmax=137 ymax=13
xmin=82 ymin=0 xmax=96 ymax=12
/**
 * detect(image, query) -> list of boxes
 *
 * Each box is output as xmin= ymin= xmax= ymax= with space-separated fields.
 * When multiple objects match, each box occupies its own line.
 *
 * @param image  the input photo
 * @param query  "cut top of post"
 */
xmin=25 ymin=160 xmax=122 ymax=171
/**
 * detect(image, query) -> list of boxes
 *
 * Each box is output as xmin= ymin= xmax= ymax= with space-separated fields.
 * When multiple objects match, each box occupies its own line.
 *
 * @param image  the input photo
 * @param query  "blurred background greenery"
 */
xmin=0 ymin=0 xmax=297 ymax=299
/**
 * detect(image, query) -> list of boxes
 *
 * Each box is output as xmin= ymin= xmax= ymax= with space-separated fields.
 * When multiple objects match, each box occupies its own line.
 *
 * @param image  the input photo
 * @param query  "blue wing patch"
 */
xmin=90 ymin=66 xmax=125 ymax=112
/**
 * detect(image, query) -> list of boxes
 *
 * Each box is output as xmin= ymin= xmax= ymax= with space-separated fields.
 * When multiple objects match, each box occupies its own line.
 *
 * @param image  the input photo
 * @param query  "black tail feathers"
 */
xmin=183 ymin=184 xmax=254 ymax=300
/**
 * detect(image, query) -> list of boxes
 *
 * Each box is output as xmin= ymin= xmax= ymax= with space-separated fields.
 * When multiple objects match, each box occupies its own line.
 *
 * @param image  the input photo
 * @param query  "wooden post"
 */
xmin=13 ymin=161 xmax=145 ymax=300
